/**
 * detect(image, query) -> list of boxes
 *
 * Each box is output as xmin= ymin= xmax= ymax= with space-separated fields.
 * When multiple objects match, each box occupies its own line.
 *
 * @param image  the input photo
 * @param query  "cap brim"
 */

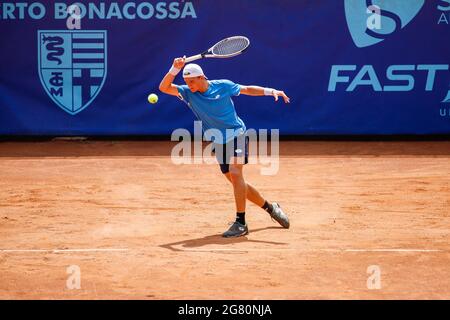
xmin=183 ymin=74 xmax=208 ymax=79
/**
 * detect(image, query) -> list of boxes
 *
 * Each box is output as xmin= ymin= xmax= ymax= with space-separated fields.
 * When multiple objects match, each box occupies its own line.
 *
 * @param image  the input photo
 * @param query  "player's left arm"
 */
xmin=240 ymin=86 xmax=290 ymax=103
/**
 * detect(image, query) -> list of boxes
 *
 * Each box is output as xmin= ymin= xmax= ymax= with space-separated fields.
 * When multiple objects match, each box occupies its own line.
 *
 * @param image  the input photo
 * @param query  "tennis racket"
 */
xmin=184 ymin=36 xmax=250 ymax=63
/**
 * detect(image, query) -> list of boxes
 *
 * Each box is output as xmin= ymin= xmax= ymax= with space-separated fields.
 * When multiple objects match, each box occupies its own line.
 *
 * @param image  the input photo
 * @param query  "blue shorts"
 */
xmin=212 ymin=135 xmax=249 ymax=174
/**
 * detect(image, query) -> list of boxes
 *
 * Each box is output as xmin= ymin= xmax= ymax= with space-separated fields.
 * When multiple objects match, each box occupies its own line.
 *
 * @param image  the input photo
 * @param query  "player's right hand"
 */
xmin=173 ymin=56 xmax=186 ymax=69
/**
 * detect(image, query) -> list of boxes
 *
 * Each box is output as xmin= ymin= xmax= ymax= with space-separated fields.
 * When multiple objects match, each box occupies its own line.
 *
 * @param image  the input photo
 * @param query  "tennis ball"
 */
xmin=148 ymin=93 xmax=158 ymax=104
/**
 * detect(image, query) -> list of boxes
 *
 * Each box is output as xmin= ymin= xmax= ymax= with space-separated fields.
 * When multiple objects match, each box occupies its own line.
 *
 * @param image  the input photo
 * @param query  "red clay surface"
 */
xmin=0 ymin=140 xmax=449 ymax=299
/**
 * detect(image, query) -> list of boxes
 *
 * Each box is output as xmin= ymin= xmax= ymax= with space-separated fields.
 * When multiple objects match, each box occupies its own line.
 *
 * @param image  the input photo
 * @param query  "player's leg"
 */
xmin=220 ymin=134 xmax=289 ymax=236
xmin=221 ymin=162 xmax=249 ymax=238
xmin=222 ymin=164 xmax=253 ymax=238
xmin=223 ymin=172 xmax=290 ymax=229
xmin=224 ymin=172 xmax=264 ymax=207
xmin=228 ymin=163 xmax=246 ymax=213
xmin=220 ymin=136 xmax=250 ymax=237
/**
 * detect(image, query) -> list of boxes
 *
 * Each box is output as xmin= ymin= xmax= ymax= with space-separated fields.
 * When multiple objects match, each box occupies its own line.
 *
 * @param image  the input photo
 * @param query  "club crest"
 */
xmin=38 ymin=30 xmax=107 ymax=115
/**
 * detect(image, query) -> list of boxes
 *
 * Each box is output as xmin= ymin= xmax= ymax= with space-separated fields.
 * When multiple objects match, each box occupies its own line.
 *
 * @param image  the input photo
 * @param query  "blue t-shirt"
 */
xmin=177 ymin=79 xmax=246 ymax=144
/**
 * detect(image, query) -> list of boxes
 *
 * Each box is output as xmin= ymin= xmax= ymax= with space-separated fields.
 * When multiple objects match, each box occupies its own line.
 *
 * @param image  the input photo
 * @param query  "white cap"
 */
xmin=183 ymin=63 xmax=207 ymax=79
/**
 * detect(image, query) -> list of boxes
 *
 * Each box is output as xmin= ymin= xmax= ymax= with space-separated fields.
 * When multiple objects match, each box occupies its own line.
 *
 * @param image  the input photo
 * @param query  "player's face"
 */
xmin=183 ymin=77 xmax=205 ymax=93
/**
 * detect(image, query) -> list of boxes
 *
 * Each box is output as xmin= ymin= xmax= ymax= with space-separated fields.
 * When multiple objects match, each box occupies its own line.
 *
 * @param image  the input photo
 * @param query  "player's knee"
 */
xmin=224 ymin=172 xmax=233 ymax=183
xmin=229 ymin=165 xmax=243 ymax=182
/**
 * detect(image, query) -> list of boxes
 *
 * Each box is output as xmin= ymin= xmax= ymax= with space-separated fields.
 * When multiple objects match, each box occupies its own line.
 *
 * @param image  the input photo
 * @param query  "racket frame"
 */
xmin=185 ymin=36 xmax=250 ymax=63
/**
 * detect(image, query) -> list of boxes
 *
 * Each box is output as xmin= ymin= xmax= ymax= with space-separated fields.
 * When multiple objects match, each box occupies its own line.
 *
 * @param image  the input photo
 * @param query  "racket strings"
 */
xmin=212 ymin=37 xmax=249 ymax=56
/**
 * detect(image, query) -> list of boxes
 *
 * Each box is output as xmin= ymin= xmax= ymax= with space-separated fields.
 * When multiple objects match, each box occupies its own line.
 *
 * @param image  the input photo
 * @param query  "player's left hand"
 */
xmin=273 ymin=90 xmax=290 ymax=103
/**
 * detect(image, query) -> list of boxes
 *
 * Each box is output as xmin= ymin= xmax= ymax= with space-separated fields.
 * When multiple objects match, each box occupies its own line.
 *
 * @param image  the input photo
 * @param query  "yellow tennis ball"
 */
xmin=148 ymin=93 xmax=158 ymax=104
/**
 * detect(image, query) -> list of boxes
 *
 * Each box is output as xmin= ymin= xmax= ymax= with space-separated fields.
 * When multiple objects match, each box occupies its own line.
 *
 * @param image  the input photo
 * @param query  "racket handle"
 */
xmin=185 ymin=54 xmax=203 ymax=63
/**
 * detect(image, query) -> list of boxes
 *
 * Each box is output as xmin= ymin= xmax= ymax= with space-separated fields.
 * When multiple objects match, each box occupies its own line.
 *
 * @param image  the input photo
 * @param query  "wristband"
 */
xmin=169 ymin=66 xmax=181 ymax=76
xmin=264 ymin=88 xmax=275 ymax=96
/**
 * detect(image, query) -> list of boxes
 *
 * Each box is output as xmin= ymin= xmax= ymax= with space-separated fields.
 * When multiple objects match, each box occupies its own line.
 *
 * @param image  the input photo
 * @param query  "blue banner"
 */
xmin=1 ymin=0 xmax=450 ymax=135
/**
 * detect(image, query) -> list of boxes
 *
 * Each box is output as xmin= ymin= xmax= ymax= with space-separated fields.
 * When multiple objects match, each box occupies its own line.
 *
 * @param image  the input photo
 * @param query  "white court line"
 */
xmin=0 ymin=248 xmax=444 ymax=254
xmin=0 ymin=249 xmax=129 ymax=253
xmin=340 ymin=249 xmax=443 ymax=253
xmin=174 ymin=248 xmax=444 ymax=253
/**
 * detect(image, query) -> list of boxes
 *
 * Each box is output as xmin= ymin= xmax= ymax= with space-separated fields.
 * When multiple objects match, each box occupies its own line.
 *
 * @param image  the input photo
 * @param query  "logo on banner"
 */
xmin=337 ymin=1 xmax=450 ymax=108
xmin=38 ymin=30 xmax=107 ymax=115
xmin=344 ymin=0 xmax=425 ymax=48
xmin=443 ymin=91 xmax=450 ymax=103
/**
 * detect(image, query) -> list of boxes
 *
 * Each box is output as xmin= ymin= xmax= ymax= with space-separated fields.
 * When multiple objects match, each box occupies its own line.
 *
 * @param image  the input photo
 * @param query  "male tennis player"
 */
xmin=159 ymin=57 xmax=290 ymax=237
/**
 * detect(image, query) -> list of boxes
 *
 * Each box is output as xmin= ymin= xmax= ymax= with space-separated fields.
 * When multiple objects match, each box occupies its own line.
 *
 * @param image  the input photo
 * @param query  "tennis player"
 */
xmin=159 ymin=57 xmax=290 ymax=237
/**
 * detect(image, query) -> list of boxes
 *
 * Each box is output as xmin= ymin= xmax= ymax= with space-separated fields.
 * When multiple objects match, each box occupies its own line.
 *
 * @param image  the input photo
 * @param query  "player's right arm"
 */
xmin=159 ymin=57 xmax=186 ymax=97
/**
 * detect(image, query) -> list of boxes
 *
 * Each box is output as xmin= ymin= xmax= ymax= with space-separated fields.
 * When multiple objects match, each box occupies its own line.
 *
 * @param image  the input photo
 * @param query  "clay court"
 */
xmin=0 ymin=140 xmax=449 ymax=299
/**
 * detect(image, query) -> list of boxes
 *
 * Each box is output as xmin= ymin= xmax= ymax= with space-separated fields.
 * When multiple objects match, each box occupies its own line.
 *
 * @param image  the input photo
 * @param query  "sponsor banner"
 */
xmin=0 ymin=0 xmax=449 ymax=135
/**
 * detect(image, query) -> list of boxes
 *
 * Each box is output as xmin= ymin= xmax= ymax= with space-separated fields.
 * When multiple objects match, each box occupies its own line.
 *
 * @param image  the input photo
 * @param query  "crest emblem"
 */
xmin=38 ymin=30 xmax=107 ymax=115
xmin=344 ymin=0 xmax=425 ymax=48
